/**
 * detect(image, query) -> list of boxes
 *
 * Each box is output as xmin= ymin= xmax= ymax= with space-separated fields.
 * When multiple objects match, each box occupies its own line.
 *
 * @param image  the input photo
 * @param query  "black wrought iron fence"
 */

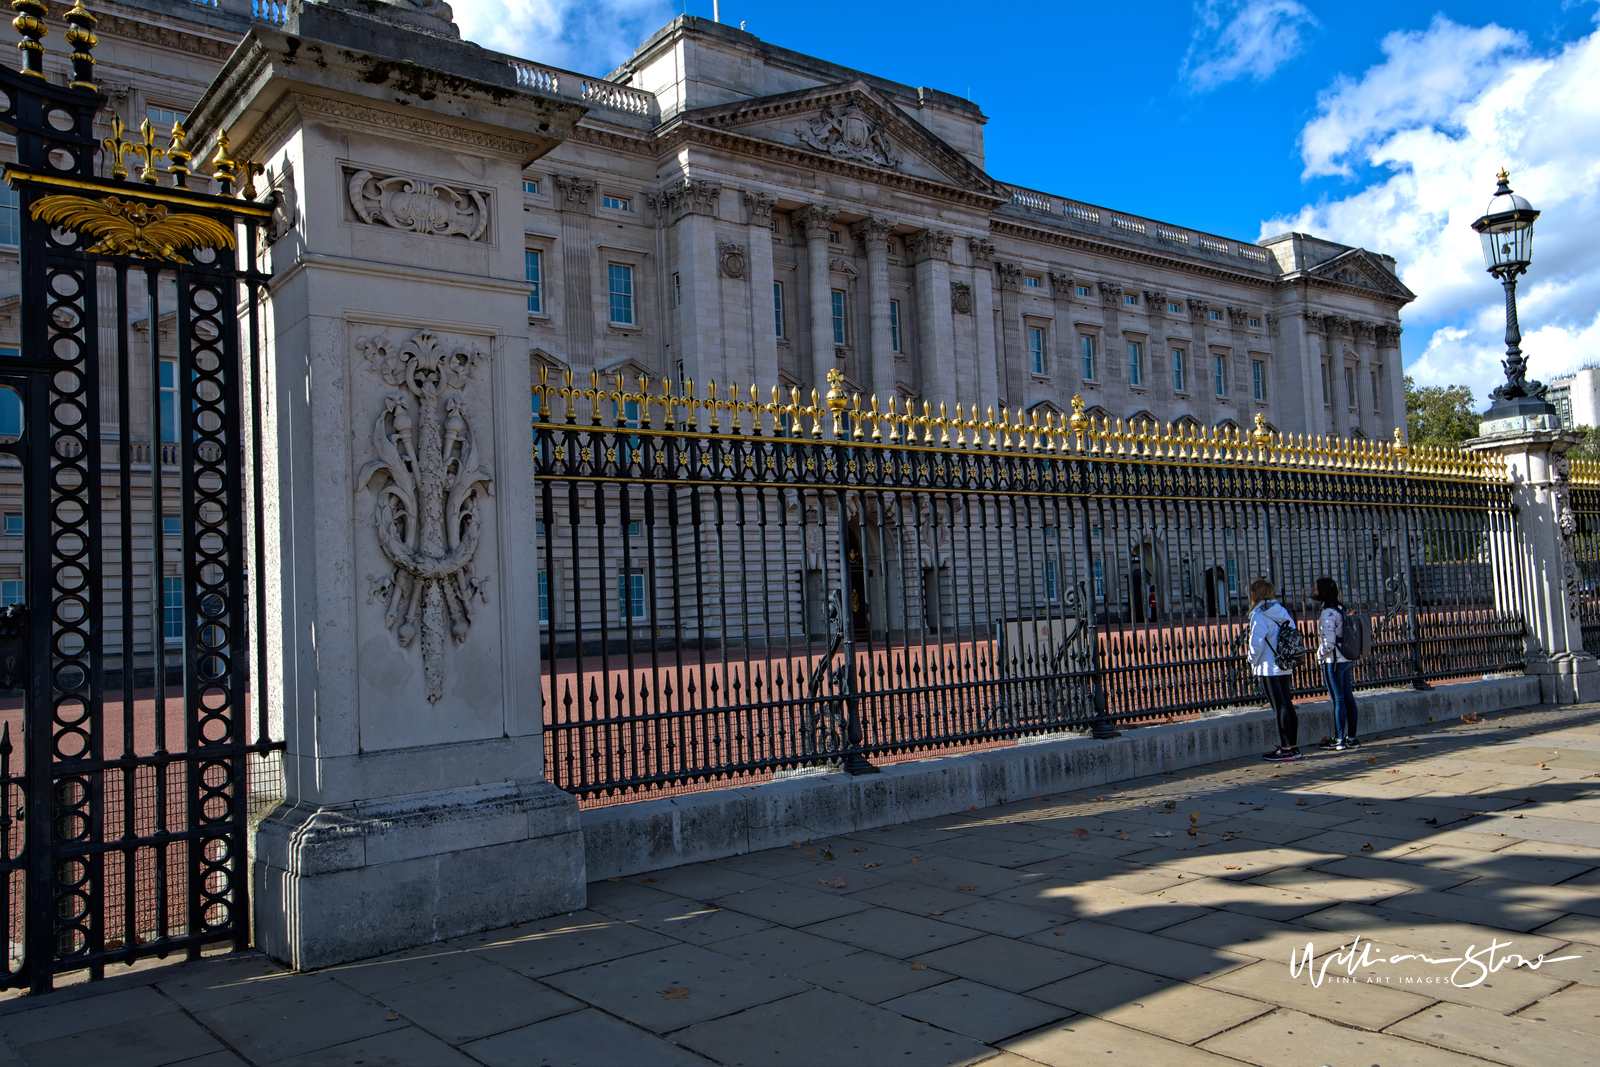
xmin=1571 ymin=473 xmax=1600 ymax=655
xmin=534 ymin=369 xmax=1528 ymax=799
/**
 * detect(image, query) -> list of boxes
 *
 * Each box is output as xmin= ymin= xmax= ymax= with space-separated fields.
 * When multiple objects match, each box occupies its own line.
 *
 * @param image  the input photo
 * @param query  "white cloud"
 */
xmin=1182 ymin=0 xmax=1318 ymax=92
xmin=452 ymin=0 xmax=676 ymax=75
xmin=1262 ymin=15 xmax=1600 ymax=410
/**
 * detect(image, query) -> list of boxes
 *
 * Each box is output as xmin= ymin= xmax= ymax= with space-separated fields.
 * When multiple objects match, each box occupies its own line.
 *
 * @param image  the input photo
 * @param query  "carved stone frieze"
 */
xmin=851 ymin=215 xmax=893 ymax=253
xmin=719 ymin=241 xmax=747 ymax=278
xmin=1144 ymin=290 xmax=1166 ymax=309
xmin=794 ymin=203 xmax=840 ymax=241
xmin=951 ymin=281 xmax=973 ymax=314
xmin=650 ymin=177 xmax=722 ymax=222
xmin=969 ymin=237 xmax=997 ymax=264
xmin=1351 ymin=319 xmax=1377 ymax=343
xmin=356 ymin=328 xmax=494 ymax=705
xmin=1101 ymin=282 xmax=1124 ymax=303
xmin=1554 ymin=456 xmax=1582 ymax=620
xmin=903 ymin=228 xmax=953 ymax=263
xmin=553 ymin=174 xmax=596 ymax=209
xmin=795 ymin=103 xmax=900 ymax=169
xmin=1375 ymin=324 xmax=1403 ymax=347
xmin=995 ymin=263 xmax=1023 ymax=292
xmin=1227 ymin=306 xmax=1249 ymax=326
xmin=1304 ymin=312 xmax=1325 ymax=334
xmin=347 ymin=169 xmax=489 ymax=240
xmin=1187 ymin=297 xmax=1209 ymax=318
xmin=743 ymin=189 xmax=776 ymax=224
xmin=828 ymin=257 xmax=859 ymax=279
xmin=1049 ymin=272 xmax=1077 ymax=298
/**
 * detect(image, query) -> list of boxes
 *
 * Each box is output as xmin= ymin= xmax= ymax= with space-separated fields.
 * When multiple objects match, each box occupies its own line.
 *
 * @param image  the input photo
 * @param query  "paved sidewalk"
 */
xmin=6 ymin=702 xmax=1600 ymax=1067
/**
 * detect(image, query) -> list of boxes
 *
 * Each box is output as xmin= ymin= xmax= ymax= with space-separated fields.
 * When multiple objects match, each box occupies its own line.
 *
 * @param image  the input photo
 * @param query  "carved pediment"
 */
xmin=677 ymin=82 xmax=1006 ymax=201
xmin=1307 ymin=248 xmax=1414 ymax=301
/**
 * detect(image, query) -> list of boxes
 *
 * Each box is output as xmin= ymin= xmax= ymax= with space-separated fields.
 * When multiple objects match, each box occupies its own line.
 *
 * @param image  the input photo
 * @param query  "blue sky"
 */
xmin=456 ymin=0 xmax=1600 ymax=408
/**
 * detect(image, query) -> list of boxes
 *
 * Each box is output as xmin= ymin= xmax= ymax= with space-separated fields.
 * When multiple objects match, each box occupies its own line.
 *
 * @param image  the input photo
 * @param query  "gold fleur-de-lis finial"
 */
xmin=133 ymin=118 xmax=165 ymax=184
xmin=166 ymin=119 xmax=191 ymax=188
xmin=102 ymin=113 xmax=136 ymax=181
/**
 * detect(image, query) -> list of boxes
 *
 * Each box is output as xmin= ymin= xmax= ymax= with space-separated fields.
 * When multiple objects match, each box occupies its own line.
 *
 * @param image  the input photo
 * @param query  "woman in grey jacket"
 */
xmin=1247 ymin=578 xmax=1301 ymax=762
xmin=1314 ymin=577 xmax=1360 ymax=751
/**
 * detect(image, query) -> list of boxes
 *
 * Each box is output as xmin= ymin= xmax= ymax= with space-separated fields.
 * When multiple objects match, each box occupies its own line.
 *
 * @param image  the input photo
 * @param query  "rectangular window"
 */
xmin=627 ymin=520 xmax=642 ymax=538
xmin=889 ymin=300 xmax=902 ymax=352
xmin=1210 ymin=310 xmax=1223 ymax=321
xmin=0 ymin=184 xmax=17 ymax=247
xmin=1092 ymin=560 xmax=1105 ymax=601
xmin=2 ymin=513 xmax=20 ymax=537
xmin=1025 ymin=275 xmax=1042 ymax=289
xmin=538 ymin=569 xmax=549 ymax=624
xmin=1322 ymin=361 xmax=1332 ymax=406
xmin=831 ymin=290 xmax=847 ymax=346
xmin=617 ymin=570 xmax=647 ymax=622
xmin=1372 ymin=371 xmax=1381 ymax=412
xmin=1214 ymin=354 xmax=1226 ymax=397
xmin=828 ymin=230 xmax=841 ymax=244
xmin=0 ymin=385 xmax=17 ymax=437
xmin=1346 ymin=366 xmax=1357 ymax=410
xmin=773 ymin=281 xmax=784 ymax=338
xmin=885 ymin=238 xmax=897 ymax=256
xmin=522 ymin=179 xmax=540 ymax=195
xmin=1075 ymin=285 xmax=1091 ymax=297
xmin=159 ymin=359 xmax=178 ymax=443
xmin=0 ymin=579 xmax=21 ymax=607
xmin=1172 ymin=349 xmax=1186 ymax=392
xmin=1029 ymin=327 xmax=1045 ymax=375
xmin=1044 ymin=559 xmax=1058 ymax=601
xmin=672 ymin=272 xmax=682 ymax=309
xmin=1124 ymin=294 xmax=1138 ymax=306
xmin=608 ymin=264 xmax=635 ymax=324
xmin=162 ymin=515 xmax=181 ymax=540
xmin=1249 ymin=316 xmax=1261 ymax=328
xmin=1127 ymin=341 xmax=1142 ymax=387
xmin=1252 ymin=360 xmax=1264 ymax=401
xmin=602 ymin=195 xmax=630 ymax=211
xmin=147 ymin=106 xmax=183 ymax=126
xmin=1080 ymin=335 xmax=1096 ymax=381
xmin=1226 ymin=557 xmax=1237 ymax=596
xmin=1181 ymin=559 xmax=1193 ymax=596
xmin=162 ymin=576 xmax=183 ymax=640
xmin=1168 ymin=302 xmax=1182 ymax=314
xmin=525 ymin=250 xmax=542 ymax=314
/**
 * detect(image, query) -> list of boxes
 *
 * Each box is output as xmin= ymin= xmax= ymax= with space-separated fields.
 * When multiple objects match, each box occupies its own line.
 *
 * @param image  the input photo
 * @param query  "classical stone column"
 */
xmin=996 ymin=262 xmax=1025 ymax=408
xmin=744 ymin=190 xmax=778 ymax=385
xmin=1464 ymin=431 xmax=1600 ymax=703
xmin=1377 ymin=324 xmax=1404 ymax=439
xmin=904 ymin=228 xmax=955 ymax=409
xmin=795 ymin=203 xmax=840 ymax=392
xmin=651 ymin=177 xmax=723 ymax=387
xmin=1100 ymin=282 xmax=1124 ymax=392
xmin=187 ymin=0 xmax=588 ymax=969
xmin=970 ymin=237 xmax=999 ymax=408
xmin=1144 ymin=290 xmax=1166 ymax=400
xmin=1352 ymin=320 xmax=1376 ymax=437
xmin=852 ymin=216 xmax=895 ymax=405
xmin=1187 ymin=298 xmax=1210 ymax=420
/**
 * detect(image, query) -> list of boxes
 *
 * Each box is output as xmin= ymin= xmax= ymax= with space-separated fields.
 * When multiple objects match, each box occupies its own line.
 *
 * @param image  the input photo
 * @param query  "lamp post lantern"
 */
xmin=1472 ymin=170 xmax=1558 ymax=428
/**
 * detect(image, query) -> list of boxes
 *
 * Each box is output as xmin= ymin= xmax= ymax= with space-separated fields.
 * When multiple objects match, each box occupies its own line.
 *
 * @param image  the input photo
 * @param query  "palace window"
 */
xmin=1025 ymin=275 xmax=1043 ymax=289
xmin=522 ymin=179 xmax=540 ymax=195
xmin=1210 ymin=310 xmax=1223 ymax=321
xmin=1075 ymin=285 xmax=1091 ymax=297
xmin=0 ymin=184 xmax=17 ymax=247
xmin=1127 ymin=341 xmax=1143 ymax=387
xmin=159 ymin=359 xmax=178 ymax=443
xmin=828 ymin=230 xmax=841 ymax=244
xmin=1172 ymin=349 xmax=1186 ymax=392
xmin=1044 ymin=559 xmax=1059 ymax=601
xmin=1253 ymin=360 xmax=1265 ymax=401
xmin=163 ymin=576 xmax=183 ymax=641
xmin=608 ymin=264 xmax=635 ymax=324
xmin=1322 ymin=361 xmax=1332 ymax=406
xmin=146 ymin=106 xmax=183 ymax=126
xmin=1168 ymin=302 xmax=1182 ymax=314
xmin=1372 ymin=371 xmax=1381 ymax=412
xmin=1029 ymin=327 xmax=1046 ymax=375
xmin=1092 ymin=560 xmax=1105 ymax=600
xmin=162 ymin=515 xmax=181 ymax=540
xmin=0 ymin=580 xmax=20 ymax=607
xmin=538 ymin=570 xmax=549 ymax=624
xmin=773 ymin=282 xmax=785 ymax=338
xmin=672 ymin=271 xmax=682 ymax=308
xmin=885 ymin=238 xmax=897 ymax=256
xmin=889 ymin=300 xmax=903 ymax=352
xmin=1124 ymin=294 xmax=1139 ymax=306
xmin=1346 ymin=366 xmax=1358 ymax=410
xmin=525 ymin=250 xmax=542 ymax=314
xmin=617 ymin=569 xmax=648 ymax=622
xmin=1213 ymin=354 xmax=1227 ymax=397
xmin=0 ymin=385 xmax=18 ymax=438
xmin=1081 ymin=335 xmax=1096 ymax=381
xmin=2 ymin=513 xmax=20 ymax=537
xmin=602 ymin=195 xmax=631 ymax=211
xmin=831 ymin=290 xmax=847 ymax=345
xmin=1249 ymin=316 xmax=1262 ymax=328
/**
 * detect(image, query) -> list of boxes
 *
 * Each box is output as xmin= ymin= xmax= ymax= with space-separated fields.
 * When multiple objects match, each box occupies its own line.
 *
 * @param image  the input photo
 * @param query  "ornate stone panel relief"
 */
xmin=795 ymin=104 xmax=900 ymax=168
xmin=719 ymin=241 xmax=747 ymax=278
xmin=357 ymin=329 xmax=495 ymax=704
xmin=951 ymin=281 xmax=972 ymax=314
xmin=347 ymin=169 xmax=489 ymax=240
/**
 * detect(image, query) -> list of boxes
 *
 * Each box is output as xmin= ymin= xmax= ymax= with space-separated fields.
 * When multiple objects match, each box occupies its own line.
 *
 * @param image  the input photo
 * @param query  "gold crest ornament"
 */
xmin=30 ymin=194 xmax=235 ymax=262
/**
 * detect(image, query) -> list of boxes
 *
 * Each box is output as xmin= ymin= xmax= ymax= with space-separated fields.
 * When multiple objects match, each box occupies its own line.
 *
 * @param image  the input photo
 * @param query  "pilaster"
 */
xmin=795 ymin=203 xmax=840 ymax=392
xmin=905 ymin=228 xmax=955 ymax=408
xmin=554 ymin=174 xmax=597 ymax=366
xmin=852 ymin=215 xmax=895 ymax=405
xmin=970 ymin=238 xmax=999 ymax=408
xmin=744 ymin=190 xmax=779 ymax=385
xmin=652 ymin=177 xmax=724 ymax=388
xmin=994 ymin=261 xmax=1023 ymax=410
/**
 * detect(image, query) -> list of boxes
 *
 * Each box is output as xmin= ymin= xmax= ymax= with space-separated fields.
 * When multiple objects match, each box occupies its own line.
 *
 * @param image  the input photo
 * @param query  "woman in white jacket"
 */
xmin=1247 ymin=578 xmax=1301 ymax=762
xmin=1314 ymin=576 xmax=1360 ymax=751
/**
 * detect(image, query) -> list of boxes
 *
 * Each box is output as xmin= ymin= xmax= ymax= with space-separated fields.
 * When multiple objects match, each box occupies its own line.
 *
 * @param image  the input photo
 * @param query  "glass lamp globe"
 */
xmin=1471 ymin=170 xmax=1539 ymax=273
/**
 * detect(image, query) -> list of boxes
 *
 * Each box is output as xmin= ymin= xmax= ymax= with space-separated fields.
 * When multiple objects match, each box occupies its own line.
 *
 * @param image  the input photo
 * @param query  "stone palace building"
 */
xmin=0 ymin=0 xmax=1416 ymax=665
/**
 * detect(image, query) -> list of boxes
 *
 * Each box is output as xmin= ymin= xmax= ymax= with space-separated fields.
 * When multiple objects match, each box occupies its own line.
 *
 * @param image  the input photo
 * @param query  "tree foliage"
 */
xmin=1565 ymin=426 xmax=1600 ymax=463
xmin=1404 ymin=376 xmax=1480 ymax=449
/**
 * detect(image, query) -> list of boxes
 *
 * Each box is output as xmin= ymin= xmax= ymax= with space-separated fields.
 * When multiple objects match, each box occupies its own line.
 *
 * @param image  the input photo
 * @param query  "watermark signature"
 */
xmin=1290 ymin=936 xmax=1581 ymax=989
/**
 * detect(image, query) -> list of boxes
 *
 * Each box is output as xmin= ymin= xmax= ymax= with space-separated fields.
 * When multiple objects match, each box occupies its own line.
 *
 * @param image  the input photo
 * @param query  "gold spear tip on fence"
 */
xmin=210 ymin=130 xmax=237 ymax=185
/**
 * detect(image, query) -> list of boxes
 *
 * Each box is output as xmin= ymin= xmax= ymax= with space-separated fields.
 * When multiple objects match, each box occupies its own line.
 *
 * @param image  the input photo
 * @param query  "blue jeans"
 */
xmin=1323 ymin=661 xmax=1357 ymax=741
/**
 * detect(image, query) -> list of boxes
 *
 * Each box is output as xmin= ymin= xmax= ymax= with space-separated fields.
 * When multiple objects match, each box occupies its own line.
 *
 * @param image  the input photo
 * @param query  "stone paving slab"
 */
xmin=6 ymin=701 xmax=1600 ymax=1066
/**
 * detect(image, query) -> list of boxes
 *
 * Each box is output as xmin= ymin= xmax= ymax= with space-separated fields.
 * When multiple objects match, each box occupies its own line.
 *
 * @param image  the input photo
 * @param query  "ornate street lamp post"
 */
xmin=1472 ymin=170 xmax=1558 ymax=427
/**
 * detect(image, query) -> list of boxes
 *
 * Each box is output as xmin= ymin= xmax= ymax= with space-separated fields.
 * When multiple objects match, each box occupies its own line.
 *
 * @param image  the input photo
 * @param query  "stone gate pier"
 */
xmin=187 ymin=0 xmax=589 ymax=969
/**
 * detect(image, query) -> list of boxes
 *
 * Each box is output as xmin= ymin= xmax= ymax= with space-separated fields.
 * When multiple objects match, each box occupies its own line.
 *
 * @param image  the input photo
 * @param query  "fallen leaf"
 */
xmin=1295 ymin=798 xmax=1308 ymax=806
xmin=1422 ymin=817 xmax=1438 ymax=826
xmin=659 ymin=987 xmax=695 ymax=1000
xmin=1461 ymin=712 xmax=1479 ymax=724
xmin=1163 ymin=801 xmax=1177 ymax=811
xmin=821 ymin=849 xmax=836 ymax=861
xmin=1367 ymin=757 xmax=1378 ymax=765
xmin=1514 ymin=814 xmax=1525 ymax=819
xmin=607 ymin=877 xmax=621 ymax=882
xmin=911 ymin=856 xmax=921 ymax=865
xmin=1151 ymin=831 xmax=1172 ymax=838
xmin=1073 ymin=828 xmax=1090 ymax=839
xmin=1117 ymin=832 xmax=1130 ymax=841
xmin=1186 ymin=828 xmax=1197 ymax=837
xmin=791 ymin=841 xmax=802 ymax=849
xmin=1539 ymin=762 xmax=1548 ymax=769
xmin=910 ymin=963 xmax=928 ymax=971
xmin=970 ymin=806 xmax=978 ymax=812
xmin=1036 ymin=796 xmax=1045 ymax=802
xmin=806 ymin=850 xmax=815 ymax=859
xmin=1224 ymin=865 xmax=1243 ymax=870
xmin=642 ymin=877 xmax=658 ymax=883
xmin=1386 ymin=770 xmax=1399 ymax=774
xmin=1053 ymin=929 xmax=1066 ymax=936
xmin=1095 ymin=796 xmax=1104 ymax=802
xmin=956 ymin=885 xmax=977 ymax=891
xmin=864 ymin=862 xmax=881 ymax=868
xmin=386 ymin=1012 xmax=399 ymax=1021
xmin=1355 ymin=801 xmax=1370 ymax=807
xmin=831 ymin=876 xmax=846 ymax=888
xmin=1361 ymin=843 xmax=1374 ymax=851
xmin=1189 ymin=812 xmax=1199 ymax=824
xmin=928 ymin=910 xmax=944 ymax=916
xmin=854 ymin=847 xmax=866 ymax=853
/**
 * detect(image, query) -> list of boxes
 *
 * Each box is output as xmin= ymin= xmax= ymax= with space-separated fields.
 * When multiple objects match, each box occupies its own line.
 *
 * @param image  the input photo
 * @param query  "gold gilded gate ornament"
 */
xmin=29 ymin=194 xmax=235 ymax=263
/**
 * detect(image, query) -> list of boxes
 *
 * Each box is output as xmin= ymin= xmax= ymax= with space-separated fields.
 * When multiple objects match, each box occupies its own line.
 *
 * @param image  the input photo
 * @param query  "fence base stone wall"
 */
xmin=582 ymin=676 xmax=1540 ymax=881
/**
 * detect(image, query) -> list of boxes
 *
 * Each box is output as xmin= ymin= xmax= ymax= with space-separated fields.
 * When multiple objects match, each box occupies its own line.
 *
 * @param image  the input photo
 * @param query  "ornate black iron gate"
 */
xmin=0 ymin=17 xmax=277 ymax=992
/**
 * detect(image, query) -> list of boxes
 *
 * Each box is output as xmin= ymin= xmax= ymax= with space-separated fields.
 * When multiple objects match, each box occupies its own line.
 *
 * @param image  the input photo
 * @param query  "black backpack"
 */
xmin=1336 ymin=608 xmax=1372 ymax=661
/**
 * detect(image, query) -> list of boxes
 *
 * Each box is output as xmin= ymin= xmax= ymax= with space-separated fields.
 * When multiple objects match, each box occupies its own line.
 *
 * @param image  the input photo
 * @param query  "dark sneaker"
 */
xmin=1342 ymin=738 xmax=1361 ymax=750
xmin=1263 ymin=748 xmax=1303 ymax=763
xmin=1317 ymin=737 xmax=1341 ymax=751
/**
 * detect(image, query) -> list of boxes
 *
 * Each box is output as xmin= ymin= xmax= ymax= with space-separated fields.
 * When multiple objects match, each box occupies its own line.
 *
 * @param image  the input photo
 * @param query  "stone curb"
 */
xmin=581 ymin=676 xmax=1543 ymax=881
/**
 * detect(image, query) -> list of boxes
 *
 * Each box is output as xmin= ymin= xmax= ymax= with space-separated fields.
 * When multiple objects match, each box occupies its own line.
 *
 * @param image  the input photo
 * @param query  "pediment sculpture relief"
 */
xmin=348 ymin=169 xmax=489 ymax=241
xmin=795 ymin=103 xmax=901 ymax=169
xmin=357 ymin=328 xmax=495 ymax=704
